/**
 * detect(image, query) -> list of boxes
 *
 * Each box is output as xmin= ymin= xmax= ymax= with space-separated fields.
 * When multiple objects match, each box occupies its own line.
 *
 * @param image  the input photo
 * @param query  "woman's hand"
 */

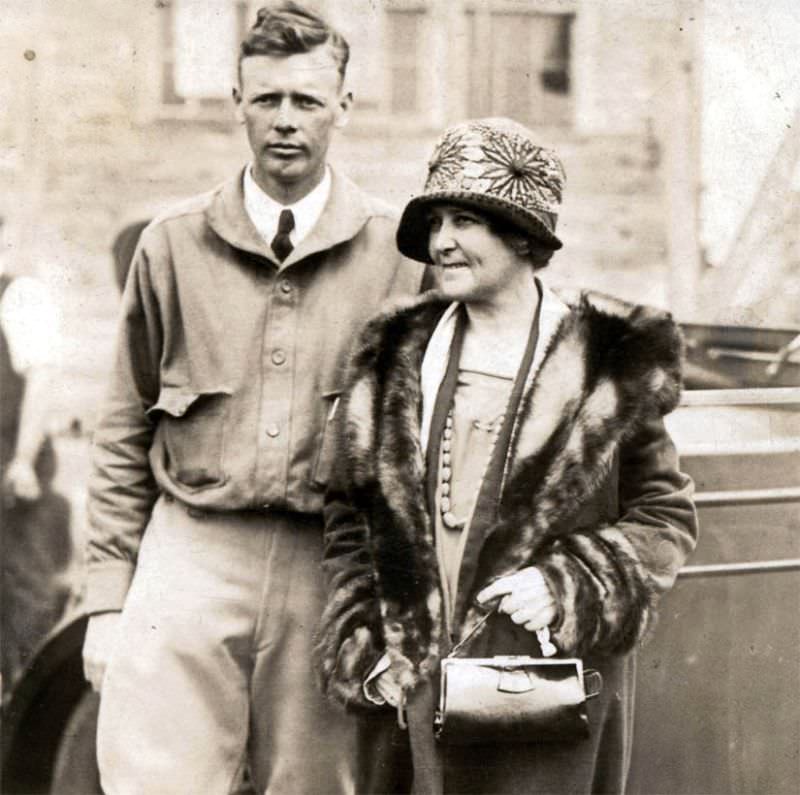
xmin=364 ymin=655 xmax=404 ymax=708
xmin=476 ymin=566 xmax=557 ymax=632
xmin=372 ymin=668 xmax=403 ymax=708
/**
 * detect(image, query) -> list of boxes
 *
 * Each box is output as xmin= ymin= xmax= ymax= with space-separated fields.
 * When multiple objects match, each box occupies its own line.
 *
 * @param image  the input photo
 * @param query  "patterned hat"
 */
xmin=396 ymin=118 xmax=565 ymax=264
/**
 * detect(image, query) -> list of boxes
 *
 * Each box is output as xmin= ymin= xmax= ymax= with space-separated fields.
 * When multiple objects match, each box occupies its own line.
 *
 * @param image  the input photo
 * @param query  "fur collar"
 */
xmin=338 ymin=288 xmax=683 ymax=679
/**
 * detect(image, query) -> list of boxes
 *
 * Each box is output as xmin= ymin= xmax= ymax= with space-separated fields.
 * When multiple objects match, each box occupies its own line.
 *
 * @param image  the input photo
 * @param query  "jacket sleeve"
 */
xmin=536 ymin=414 xmax=698 ymax=657
xmin=85 ymin=238 xmax=163 ymax=615
xmin=315 ymin=461 xmax=386 ymax=711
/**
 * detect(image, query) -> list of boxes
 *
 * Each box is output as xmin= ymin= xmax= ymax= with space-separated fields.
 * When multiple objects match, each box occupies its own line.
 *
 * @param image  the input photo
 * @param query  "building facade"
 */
xmin=1 ymin=0 xmax=695 ymax=428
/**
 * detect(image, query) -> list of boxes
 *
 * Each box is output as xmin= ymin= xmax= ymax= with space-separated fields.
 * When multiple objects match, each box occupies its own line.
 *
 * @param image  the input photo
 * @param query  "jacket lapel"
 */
xmin=419 ymin=301 xmax=460 ymax=452
xmin=206 ymin=168 xmax=275 ymax=262
xmin=283 ymin=168 xmax=373 ymax=266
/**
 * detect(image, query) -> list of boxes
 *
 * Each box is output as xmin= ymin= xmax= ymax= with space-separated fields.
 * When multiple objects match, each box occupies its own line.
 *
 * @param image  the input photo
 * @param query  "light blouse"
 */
xmin=434 ymin=367 xmax=513 ymax=624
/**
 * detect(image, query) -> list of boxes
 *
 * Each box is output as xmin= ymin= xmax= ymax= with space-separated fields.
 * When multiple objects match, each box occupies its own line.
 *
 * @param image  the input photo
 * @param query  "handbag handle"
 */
xmin=450 ymin=603 xmax=557 ymax=658
xmin=449 ymin=605 xmax=496 ymax=657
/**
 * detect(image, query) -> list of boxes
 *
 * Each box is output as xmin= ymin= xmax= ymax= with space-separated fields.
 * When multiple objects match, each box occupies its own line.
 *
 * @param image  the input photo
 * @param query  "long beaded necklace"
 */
xmin=438 ymin=407 xmax=503 ymax=529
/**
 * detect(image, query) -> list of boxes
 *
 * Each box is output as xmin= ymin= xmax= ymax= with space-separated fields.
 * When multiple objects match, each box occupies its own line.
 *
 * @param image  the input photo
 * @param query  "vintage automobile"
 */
xmin=2 ymin=322 xmax=799 ymax=794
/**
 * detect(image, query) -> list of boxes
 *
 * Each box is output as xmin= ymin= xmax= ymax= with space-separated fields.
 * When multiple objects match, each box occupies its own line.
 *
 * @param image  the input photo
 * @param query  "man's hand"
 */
xmin=476 ymin=566 xmax=557 ymax=633
xmin=4 ymin=458 xmax=41 ymax=502
xmin=83 ymin=612 xmax=124 ymax=693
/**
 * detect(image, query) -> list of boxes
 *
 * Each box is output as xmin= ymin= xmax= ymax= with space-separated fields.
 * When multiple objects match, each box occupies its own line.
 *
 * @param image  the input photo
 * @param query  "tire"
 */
xmin=49 ymin=689 xmax=102 ymax=794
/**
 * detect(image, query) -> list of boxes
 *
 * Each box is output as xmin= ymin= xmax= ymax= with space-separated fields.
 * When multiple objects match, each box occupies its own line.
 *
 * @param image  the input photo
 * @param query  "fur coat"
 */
xmin=315 ymin=288 xmax=698 ymax=793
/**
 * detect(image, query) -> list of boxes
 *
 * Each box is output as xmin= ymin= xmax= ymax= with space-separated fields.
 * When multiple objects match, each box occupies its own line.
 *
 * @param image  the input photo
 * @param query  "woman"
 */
xmin=316 ymin=118 xmax=698 ymax=794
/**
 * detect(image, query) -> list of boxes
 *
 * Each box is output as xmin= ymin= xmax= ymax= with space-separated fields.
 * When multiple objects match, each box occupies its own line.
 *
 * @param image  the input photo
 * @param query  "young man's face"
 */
xmin=234 ymin=46 xmax=351 ymax=203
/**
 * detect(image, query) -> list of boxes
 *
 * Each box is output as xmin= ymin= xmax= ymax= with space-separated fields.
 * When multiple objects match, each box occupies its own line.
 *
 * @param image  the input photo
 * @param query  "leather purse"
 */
xmin=433 ymin=612 xmax=602 ymax=745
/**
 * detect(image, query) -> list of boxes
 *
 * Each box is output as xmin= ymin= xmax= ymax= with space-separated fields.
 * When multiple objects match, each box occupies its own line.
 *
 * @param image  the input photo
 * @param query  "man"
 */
xmin=82 ymin=4 xmax=425 ymax=793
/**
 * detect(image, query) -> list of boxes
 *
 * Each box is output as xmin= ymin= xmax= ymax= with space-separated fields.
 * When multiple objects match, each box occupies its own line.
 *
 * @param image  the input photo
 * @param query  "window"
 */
xmin=329 ymin=0 xmax=431 ymax=127
xmin=467 ymin=8 xmax=573 ymax=127
xmin=385 ymin=8 xmax=425 ymax=115
xmin=158 ymin=0 xmax=249 ymax=116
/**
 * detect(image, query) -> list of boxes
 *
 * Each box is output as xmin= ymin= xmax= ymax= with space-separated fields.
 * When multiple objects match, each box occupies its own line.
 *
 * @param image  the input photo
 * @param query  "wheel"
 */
xmin=49 ymin=689 xmax=102 ymax=794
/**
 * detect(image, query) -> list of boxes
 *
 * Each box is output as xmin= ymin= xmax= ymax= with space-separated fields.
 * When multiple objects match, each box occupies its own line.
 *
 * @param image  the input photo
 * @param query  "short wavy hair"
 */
xmin=489 ymin=214 xmax=555 ymax=270
xmin=240 ymin=2 xmax=350 ymax=83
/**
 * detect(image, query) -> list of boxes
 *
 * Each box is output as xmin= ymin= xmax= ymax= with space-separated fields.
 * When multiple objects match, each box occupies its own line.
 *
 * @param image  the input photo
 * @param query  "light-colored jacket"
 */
xmin=87 ymin=167 xmax=425 ymax=614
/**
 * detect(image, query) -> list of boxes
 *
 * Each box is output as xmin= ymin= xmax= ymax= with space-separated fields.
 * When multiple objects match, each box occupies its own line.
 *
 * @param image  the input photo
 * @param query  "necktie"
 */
xmin=271 ymin=209 xmax=295 ymax=262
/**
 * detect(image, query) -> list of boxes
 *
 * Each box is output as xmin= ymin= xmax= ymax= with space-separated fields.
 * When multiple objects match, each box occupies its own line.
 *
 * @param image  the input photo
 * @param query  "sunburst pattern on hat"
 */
xmin=424 ymin=120 xmax=564 ymax=216
xmin=427 ymin=132 xmax=464 ymax=186
xmin=476 ymin=123 xmax=564 ymax=212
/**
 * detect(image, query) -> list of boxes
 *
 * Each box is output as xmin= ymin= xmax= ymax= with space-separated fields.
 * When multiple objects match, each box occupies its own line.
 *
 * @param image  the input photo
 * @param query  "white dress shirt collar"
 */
xmin=243 ymin=165 xmax=332 ymax=256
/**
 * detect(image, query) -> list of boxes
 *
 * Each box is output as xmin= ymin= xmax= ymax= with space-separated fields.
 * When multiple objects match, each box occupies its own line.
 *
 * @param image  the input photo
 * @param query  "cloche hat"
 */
xmin=396 ymin=117 xmax=565 ymax=264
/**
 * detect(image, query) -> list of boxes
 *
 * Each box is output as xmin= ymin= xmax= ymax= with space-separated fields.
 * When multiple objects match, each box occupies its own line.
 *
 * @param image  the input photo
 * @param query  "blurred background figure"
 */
xmin=0 ymin=214 xmax=71 ymax=687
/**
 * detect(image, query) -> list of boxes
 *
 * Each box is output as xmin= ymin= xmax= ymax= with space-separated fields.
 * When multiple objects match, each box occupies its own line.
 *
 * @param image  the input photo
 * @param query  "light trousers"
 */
xmin=97 ymin=496 xmax=358 ymax=795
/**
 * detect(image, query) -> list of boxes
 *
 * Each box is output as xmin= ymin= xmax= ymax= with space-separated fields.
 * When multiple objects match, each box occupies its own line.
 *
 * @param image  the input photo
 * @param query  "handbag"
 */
xmin=433 ymin=609 xmax=602 ymax=745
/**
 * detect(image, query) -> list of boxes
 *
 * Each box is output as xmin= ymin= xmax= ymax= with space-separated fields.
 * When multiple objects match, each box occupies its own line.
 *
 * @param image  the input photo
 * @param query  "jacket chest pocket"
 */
xmin=148 ymin=386 xmax=232 ymax=490
xmin=311 ymin=389 xmax=342 ymax=490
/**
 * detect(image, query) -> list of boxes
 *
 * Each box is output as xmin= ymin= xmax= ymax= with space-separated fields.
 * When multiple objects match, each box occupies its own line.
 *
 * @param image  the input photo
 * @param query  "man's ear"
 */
xmin=232 ymin=86 xmax=245 ymax=124
xmin=334 ymin=91 xmax=353 ymax=129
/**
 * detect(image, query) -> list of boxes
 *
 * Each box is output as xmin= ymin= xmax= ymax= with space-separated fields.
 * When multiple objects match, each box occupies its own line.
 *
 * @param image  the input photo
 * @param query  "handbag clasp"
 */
xmin=497 ymin=668 xmax=537 ymax=693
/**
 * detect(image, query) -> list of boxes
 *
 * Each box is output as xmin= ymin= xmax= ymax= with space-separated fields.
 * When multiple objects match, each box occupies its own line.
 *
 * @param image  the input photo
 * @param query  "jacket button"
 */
xmin=266 ymin=423 xmax=280 ymax=438
xmin=271 ymin=349 xmax=286 ymax=365
xmin=279 ymin=279 xmax=292 ymax=294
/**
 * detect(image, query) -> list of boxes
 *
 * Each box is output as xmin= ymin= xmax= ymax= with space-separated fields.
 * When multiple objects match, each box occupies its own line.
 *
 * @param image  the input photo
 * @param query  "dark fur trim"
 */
xmin=314 ymin=510 xmax=385 ymax=710
xmin=332 ymin=295 xmax=449 ymax=693
xmin=537 ymin=528 xmax=657 ymax=656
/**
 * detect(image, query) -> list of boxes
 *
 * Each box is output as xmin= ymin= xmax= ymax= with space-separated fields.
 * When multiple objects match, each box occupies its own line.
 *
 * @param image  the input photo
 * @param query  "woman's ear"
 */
xmin=507 ymin=235 xmax=531 ymax=258
xmin=527 ymin=239 xmax=555 ymax=269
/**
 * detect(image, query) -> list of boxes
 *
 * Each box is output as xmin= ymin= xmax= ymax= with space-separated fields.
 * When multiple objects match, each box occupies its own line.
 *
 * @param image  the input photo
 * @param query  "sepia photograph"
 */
xmin=1 ymin=1 xmax=798 ymax=793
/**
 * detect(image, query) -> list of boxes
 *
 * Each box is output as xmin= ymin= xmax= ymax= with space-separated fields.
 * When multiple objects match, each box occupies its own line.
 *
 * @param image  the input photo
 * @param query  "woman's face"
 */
xmin=427 ymin=204 xmax=525 ymax=304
